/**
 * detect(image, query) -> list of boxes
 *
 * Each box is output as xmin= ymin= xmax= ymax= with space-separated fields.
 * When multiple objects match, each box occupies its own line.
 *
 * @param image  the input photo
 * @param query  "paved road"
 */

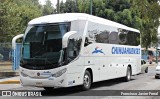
xmin=1 ymin=66 xmax=160 ymax=99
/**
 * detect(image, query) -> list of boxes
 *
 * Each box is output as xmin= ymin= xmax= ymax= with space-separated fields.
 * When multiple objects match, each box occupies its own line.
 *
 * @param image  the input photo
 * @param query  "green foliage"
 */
xmin=59 ymin=0 xmax=78 ymax=13
xmin=0 ymin=0 xmax=160 ymax=49
xmin=0 ymin=0 xmax=42 ymax=42
xmin=42 ymin=0 xmax=55 ymax=15
xmin=132 ymin=0 xmax=160 ymax=48
xmin=60 ymin=0 xmax=160 ymax=48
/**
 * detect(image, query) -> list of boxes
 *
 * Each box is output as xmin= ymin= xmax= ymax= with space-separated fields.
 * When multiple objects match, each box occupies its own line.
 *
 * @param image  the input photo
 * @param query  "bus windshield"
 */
xmin=21 ymin=23 xmax=70 ymax=70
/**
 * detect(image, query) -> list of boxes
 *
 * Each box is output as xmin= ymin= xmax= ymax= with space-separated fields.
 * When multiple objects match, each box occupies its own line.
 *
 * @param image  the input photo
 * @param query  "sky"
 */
xmin=39 ymin=0 xmax=66 ymax=8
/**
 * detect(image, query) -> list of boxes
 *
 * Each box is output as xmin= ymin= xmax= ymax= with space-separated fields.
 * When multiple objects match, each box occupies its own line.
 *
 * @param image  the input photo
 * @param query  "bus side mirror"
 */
xmin=12 ymin=34 xmax=24 ymax=50
xmin=62 ymin=31 xmax=77 ymax=48
xmin=12 ymin=34 xmax=24 ymax=70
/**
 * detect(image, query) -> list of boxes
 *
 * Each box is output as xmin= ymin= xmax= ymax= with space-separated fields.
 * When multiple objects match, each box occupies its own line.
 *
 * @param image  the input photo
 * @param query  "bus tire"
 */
xmin=82 ymin=70 xmax=92 ymax=90
xmin=44 ymin=87 xmax=54 ymax=91
xmin=124 ymin=66 xmax=131 ymax=82
xmin=155 ymin=75 xmax=159 ymax=79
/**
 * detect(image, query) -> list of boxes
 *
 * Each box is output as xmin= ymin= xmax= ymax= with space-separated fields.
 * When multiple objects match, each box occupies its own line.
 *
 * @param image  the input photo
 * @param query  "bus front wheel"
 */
xmin=82 ymin=70 xmax=92 ymax=90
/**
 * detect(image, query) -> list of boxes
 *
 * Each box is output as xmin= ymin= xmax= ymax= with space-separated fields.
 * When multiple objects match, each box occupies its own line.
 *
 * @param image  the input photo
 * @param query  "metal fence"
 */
xmin=0 ymin=43 xmax=13 ymax=78
xmin=0 ymin=43 xmax=12 ymax=61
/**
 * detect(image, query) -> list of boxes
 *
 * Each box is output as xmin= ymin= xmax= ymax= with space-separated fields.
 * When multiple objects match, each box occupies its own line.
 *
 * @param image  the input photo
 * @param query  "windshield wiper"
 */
xmin=58 ymin=49 xmax=64 ymax=66
xmin=43 ymin=32 xmax=47 ymax=45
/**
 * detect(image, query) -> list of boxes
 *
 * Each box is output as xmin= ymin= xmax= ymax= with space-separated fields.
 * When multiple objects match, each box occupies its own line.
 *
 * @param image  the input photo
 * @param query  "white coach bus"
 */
xmin=12 ymin=13 xmax=141 ymax=90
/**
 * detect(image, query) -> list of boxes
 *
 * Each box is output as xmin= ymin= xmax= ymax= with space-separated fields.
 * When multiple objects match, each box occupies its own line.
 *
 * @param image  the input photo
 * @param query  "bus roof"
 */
xmin=28 ymin=13 xmax=140 ymax=33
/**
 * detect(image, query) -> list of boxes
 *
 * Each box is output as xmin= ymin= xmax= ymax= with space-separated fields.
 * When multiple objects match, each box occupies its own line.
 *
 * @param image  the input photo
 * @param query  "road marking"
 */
xmin=0 ymin=80 xmax=20 ymax=84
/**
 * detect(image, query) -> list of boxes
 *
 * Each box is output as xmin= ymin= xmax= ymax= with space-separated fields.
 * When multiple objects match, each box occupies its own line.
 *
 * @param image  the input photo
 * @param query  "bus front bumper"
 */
xmin=20 ymin=75 xmax=67 ymax=88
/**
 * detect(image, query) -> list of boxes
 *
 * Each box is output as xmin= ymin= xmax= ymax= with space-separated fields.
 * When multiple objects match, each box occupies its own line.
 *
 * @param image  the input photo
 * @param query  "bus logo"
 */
xmin=92 ymin=47 xmax=105 ymax=55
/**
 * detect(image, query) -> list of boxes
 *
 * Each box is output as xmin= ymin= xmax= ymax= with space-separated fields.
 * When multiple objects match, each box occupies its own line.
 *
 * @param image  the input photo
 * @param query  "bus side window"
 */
xmin=67 ymin=38 xmax=82 ymax=61
xmin=127 ymin=31 xmax=140 ymax=46
xmin=118 ymin=29 xmax=127 ymax=45
xmin=67 ymin=39 xmax=76 ymax=60
xmin=127 ymin=31 xmax=136 ymax=46
xmin=109 ymin=31 xmax=119 ymax=44
xmin=95 ymin=30 xmax=109 ymax=43
xmin=84 ymin=37 xmax=92 ymax=47
xmin=135 ymin=33 xmax=140 ymax=46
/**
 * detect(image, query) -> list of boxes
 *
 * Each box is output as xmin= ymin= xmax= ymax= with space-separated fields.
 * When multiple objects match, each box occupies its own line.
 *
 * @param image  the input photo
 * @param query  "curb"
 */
xmin=0 ymin=72 xmax=19 ymax=77
xmin=0 ymin=80 xmax=20 ymax=84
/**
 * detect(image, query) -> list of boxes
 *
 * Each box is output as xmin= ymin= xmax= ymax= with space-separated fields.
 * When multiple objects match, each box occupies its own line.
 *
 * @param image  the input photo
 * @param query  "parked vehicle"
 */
xmin=141 ymin=59 xmax=149 ymax=73
xmin=155 ymin=63 xmax=160 ymax=79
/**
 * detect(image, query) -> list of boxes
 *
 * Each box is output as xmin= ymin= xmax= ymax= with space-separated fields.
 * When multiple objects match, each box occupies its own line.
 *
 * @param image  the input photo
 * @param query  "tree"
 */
xmin=59 ymin=0 xmax=78 ymax=13
xmin=60 ymin=1 xmax=65 ymax=13
xmin=42 ymin=0 xmax=55 ymax=15
xmin=0 ymin=0 xmax=42 ymax=42
xmin=75 ymin=0 xmax=160 ymax=48
xmin=131 ymin=0 xmax=160 ymax=49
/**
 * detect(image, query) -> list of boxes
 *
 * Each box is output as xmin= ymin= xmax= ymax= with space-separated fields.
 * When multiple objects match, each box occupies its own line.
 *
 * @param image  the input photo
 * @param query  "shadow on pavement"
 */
xmin=41 ymin=77 xmax=135 ymax=96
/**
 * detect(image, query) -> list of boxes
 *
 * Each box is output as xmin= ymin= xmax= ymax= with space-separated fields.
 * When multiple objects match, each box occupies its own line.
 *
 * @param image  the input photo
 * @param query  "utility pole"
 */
xmin=76 ymin=0 xmax=78 ymax=12
xmin=90 ymin=0 xmax=92 ymax=15
xmin=57 ymin=0 xmax=60 ymax=13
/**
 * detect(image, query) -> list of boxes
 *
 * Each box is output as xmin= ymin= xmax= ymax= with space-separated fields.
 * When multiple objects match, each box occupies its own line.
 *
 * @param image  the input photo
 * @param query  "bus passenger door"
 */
xmin=83 ymin=43 xmax=100 ymax=82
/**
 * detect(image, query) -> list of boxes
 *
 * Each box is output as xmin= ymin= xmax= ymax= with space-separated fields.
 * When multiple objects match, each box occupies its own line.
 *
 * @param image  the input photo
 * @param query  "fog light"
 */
xmin=58 ymin=79 xmax=64 ymax=85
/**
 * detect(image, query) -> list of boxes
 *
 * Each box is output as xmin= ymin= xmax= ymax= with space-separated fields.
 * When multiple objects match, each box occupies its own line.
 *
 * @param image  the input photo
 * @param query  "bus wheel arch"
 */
xmin=82 ymin=68 xmax=93 ymax=90
xmin=86 ymin=68 xmax=93 ymax=83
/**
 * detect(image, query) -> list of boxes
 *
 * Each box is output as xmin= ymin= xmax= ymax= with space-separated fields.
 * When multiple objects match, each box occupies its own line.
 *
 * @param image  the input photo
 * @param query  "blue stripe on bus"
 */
xmin=112 ymin=47 xmax=140 ymax=54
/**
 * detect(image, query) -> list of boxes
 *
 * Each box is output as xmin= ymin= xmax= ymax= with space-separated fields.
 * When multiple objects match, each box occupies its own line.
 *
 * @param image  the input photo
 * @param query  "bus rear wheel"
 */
xmin=82 ymin=70 xmax=92 ymax=90
xmin=124 ymin=66 xmax=131 ymax=82
xmin=145 ymin=67 xmax=148 ymax=73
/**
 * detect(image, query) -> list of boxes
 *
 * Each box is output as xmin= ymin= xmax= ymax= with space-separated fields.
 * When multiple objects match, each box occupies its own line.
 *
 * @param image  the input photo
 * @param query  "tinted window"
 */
xmin=21 ymin=23 xmax=71 ymax=70
xmin=141 ymin=60 xmax=143 ymax=65
xmin=95 ymin=30 xmax=109 ymax=43
xmin=109 ymin=31 xmax=119 ymax=44
xmin=135 ymin=33 xmax=140 ymax=46
xmin=86 ymin=22 xmax=140 ymax=46
xmin=126 ymin=31 xmax=140 ymax=46
xmin=127 ymin=31 xmax=135 ymax=45
xmin=118 ymin=29 xmax=127 ymax=45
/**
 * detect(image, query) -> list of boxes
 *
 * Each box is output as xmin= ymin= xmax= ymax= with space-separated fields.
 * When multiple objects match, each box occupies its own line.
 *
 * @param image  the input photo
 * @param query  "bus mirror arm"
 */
xmin=62 ymin=31 xmax=77 ymax=48
xmin=12 ymin=34 xmax=24 ymax=50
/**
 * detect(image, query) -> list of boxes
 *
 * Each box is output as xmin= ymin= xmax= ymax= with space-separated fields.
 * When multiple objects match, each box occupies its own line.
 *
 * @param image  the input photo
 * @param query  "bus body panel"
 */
xmin=83 ymin=43 xmax=141 ymax=81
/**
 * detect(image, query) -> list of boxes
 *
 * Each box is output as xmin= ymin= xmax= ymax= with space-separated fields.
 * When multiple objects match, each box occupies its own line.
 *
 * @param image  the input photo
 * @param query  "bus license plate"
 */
xmin=36 ymin=82 xmax=43 ymax=86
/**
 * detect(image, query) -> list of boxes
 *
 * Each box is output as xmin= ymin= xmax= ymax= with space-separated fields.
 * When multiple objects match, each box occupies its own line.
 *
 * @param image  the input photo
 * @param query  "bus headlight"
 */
xmin=156 ymin=69 xmax=160 ymax=71
xmin=21 ymin=72 xmax=28 ymax=77
xmin=52 ymin=68 xmax=67 ymax=78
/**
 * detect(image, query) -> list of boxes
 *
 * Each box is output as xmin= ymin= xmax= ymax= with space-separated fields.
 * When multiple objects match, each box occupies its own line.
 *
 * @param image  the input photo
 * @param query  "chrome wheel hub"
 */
xmin=84 ymin=75 xmax=90 ymax=87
